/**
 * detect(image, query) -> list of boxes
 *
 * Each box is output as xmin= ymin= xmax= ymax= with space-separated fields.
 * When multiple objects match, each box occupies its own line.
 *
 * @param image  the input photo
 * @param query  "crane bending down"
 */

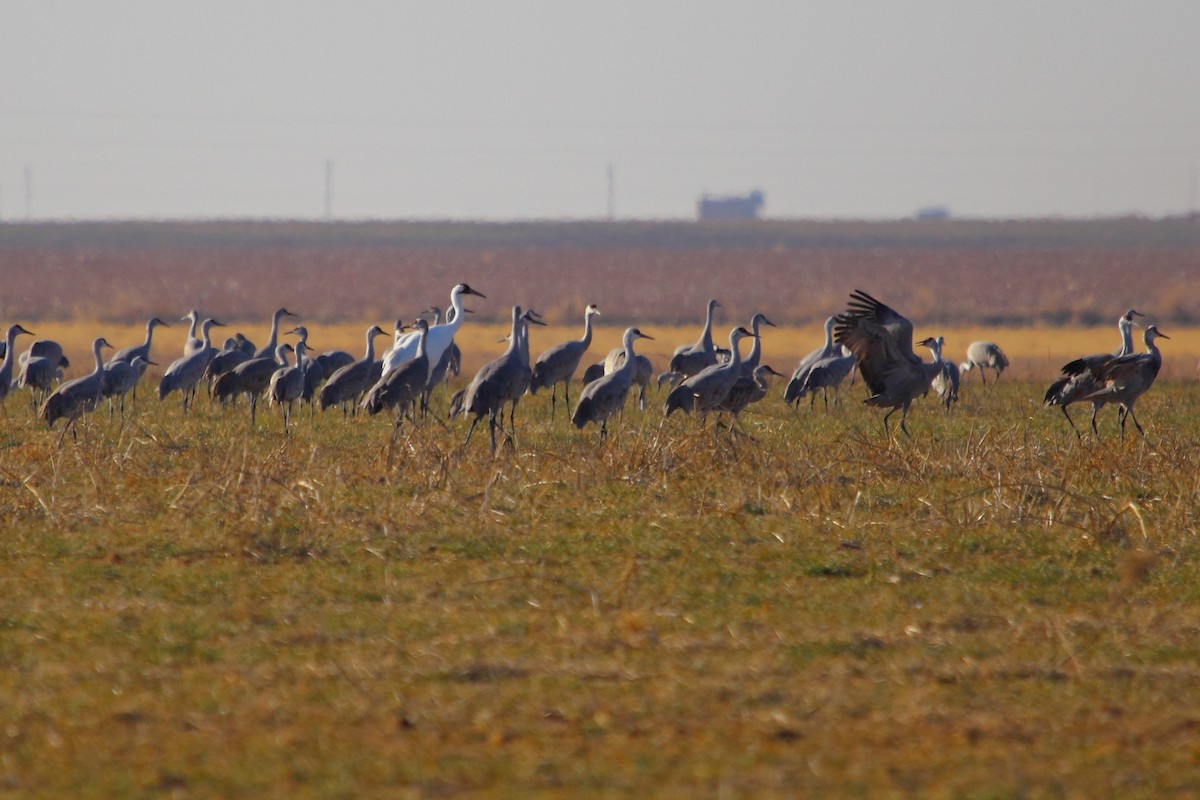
xmin=833 ymin=290 xmax=942 ymax=437
xmin=1043 ymin=309 xmax=1141 ymax=436
xmin=959 ymin=341 xmax=1009 ymax=385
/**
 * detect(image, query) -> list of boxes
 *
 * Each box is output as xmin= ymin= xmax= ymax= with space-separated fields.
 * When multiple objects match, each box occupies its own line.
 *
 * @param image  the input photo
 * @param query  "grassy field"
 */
xmin=2 ymin=363 xmax=1200 ymax=796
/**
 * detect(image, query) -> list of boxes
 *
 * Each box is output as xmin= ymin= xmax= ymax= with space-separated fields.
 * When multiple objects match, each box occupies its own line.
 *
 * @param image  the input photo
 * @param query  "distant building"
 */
xmin=697 ymin=190 xmax=765 ymax=221
xmin=916 ymin=206 xmax=951 ymax=220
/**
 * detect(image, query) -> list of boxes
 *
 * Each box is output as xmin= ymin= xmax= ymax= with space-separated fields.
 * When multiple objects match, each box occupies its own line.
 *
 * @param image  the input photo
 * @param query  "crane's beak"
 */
xmin=468 ymin=288 xmax=487 ymax=298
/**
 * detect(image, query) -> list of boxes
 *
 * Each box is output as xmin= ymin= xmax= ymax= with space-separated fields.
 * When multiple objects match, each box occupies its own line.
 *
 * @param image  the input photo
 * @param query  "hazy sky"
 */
xmin=3 ymin=2 xmax=1199 ymax=221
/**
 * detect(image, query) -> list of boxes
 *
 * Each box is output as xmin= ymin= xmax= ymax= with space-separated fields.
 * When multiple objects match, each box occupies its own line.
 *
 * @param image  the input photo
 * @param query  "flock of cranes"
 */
xmin=0 ymin=285 xmax=1174 ymax=447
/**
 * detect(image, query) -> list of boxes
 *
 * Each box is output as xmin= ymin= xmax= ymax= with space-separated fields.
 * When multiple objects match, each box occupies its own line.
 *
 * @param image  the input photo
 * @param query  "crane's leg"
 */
xmin=488 ymin=411 xmax=499 ymax=452
xmin=549 ymin=384 xmax=557 ymax=419
xmin=564 ymin=379 xmax=571 ymax=414
xmin=464 ymin=416 xmax=480 ymax=446
xmin=250 ymin=395 xmax=258 ymax=427
xmin=1058 ymin=404 xmax=1082 ymax=437
xmin=1126 ymin=405 xmax=1145 ymax=437
xmin=1090 ymin=405 xmax=1101 ymax=437
xmin=599 ymin=420 xmax=608 ymax=441
xmin=881 ymin=407 xmax=897 ymax=437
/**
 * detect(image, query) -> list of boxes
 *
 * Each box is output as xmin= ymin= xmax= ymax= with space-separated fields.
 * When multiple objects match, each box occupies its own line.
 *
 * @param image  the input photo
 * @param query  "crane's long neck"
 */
xmin=200 ymin=323 xmax=215 ymax=349
xmin=504 ymin=309 xmax=522 ymax=358
xmin=620 ymin=332 xmax=638 ymax=372
xmin=581 ymin=310 xmax=594 ymax=347
xmin=277 ymin=347 xmax=291 ymax=369
xmin=1117 ymin=318 xmax=1134 ymax=356
xmin=823 ymin=318 xmax=835 ymax=353
xmin=365 ymin=332 xmax=378 ymax=362
xmin=745 ymin=321 xmax=763 ymax=369
xmin=415 ymin=328 xmax=427 ymax=360
xmin=91 ymin=341 xmax=105 ymax=376
xmin=728 ymin=334 xmax=744 ymax=368
xmin=0 ymin=330 xmax=17 ymax=378
xmin=143 ymin=321 xmax=156 ymax=350
xmin=445 ymin=291 xmax=467 ymax=337
xmin=265 ymin=312 xmax=284 ymax=353
xmin=700 ymin=303 xmax=716 ymax=350
xmin=187 ymin=315 xmax=199 ymax=343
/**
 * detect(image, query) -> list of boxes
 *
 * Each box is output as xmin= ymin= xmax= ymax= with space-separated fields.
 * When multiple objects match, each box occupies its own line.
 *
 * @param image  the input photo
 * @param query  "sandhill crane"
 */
xmin=529 ymin=303 xmax=599 ymax=417
xmin=0 ymin=324 xmax=35 ymax=412
xmin=834 ymin=290 xmax=942 ymax=437
xmin=269 ymin=341 xmax=310 ymax=434
xmin=381 ymin=283 xmax=486 ymax=377
xmin=462 ymin=307 xmax=543 ymax=451
xmin=791 ymin=348 xmax=856 ymax=411
xmin=102 ymin=356 xmax=153 ymax=419
xmin=204 ymin=342 xmax=253 ymax=392
xmin=362 ymin=319 xmax=431 ymax=434
xmin=580 ymin=362 xmax=605 ymax=386
xmin=41 ymin=337 xmax=114 ymax=442
xmin=282 ymin=326 xmax=324 ymax=405
xmin=109 ymin=317 xmax=170 ymax=365
xmin=23 ymin=340 xmax=69 ymax=371
xmin=664 ymin=326 xmax=757 ymax=419
xmin=159 ymin=318 xmax=224 ymax=412
xmin=572 ymin=327 xmax=654 ymax=439
xmin=181 ymin=310 xmax=203 ymax=356
xmin=924 ymin=336 xmax=959 ymax=411
xmin=720 ymin=364 xmax=784 ymax=417
xmin=959 ymin=341 xmax=1010 ymax=385
xmin=1078 ymin=325 xmax=1168 ymax=438
xmin=604 ymin=348 xmax=654 ymax=411
xmin=665 ymin=298 xmax=721 ymax=381
xmin=738 ymin=313 xmax=776 ymax=374
xmin=214 ymin=343 xmax=291 ymax=426
xmin=17 ymin=355 xmax=63 ymax=409
xmin=785 ymin=316 xmax=839 ymax=406
xmin=1044 ymin=309 xmax=1141 ymax=436
xmin=319 ymin=325 xmax=387 ymax=414
xmin=253 ymin=308 xmax=297 ymax=360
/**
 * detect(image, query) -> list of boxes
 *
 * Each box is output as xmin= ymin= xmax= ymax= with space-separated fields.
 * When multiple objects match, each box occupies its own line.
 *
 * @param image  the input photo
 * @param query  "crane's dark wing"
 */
xmin=841 ymin=290 xmax=918 ymax=363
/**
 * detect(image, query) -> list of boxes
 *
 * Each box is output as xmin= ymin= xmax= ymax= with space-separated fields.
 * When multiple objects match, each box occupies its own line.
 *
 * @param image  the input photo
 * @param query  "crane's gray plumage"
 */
xmin=1077 ymin=325 xmax=1168 ymax=438
xmin=204 ymin=345 xmax=253 ymax=388
xmin=319 ymin=325 xmax=387 ymax=414
xmin=215 ymin=343 xmax=291 ymax=426
xmin=572 ymin=327 xmax=654 ymax=439
xmin=462 ymin=307 xmax=544 ymax=451
xmin=580 ymin=362 xmax=605 ymax=386
xmin=181 ymin=310 xmax=203 ymax=356
xmin=284 ymin=326 xmax=325 ymax=404
xmin=792 ymin=349 xmax=855 ymax=411
xmin=604 ymin=348 xmax=654 ymax=411
xmin=109 ymin=317 xmax=169 ymax=365
xmin=362 ymin=319 xmax=430 ymax=432
xmin=17 ymin=355 xmax=63 ymax=406
xmin=1044 ymin=309 xmax=1141 ymax=436
xmin=666 ymin=298 xmax=721 ymax=380
xmin=785 ymin=316 xmax=839 ymax=405
xmin=720 ymin=364 xmax=784 ymax=417
xmin=0 ymin=324 xmax=35 ymax=409
xmin=664 ymin=326 xmax=756 ymax=418
xmin=41 ymin=337 xmax=114 ymax=441
xmin=959 ymin=341 xmax=1010 ymax=385
xmin=269 ymin=341 xmax=309 ymax=433
xmin=926 ymin=336 xmax=960 ymax=411
xmin=159 ymin=318 xmax=224 ymax=412
xmin=253 ymin=308 xmax=297 ymax=360
xmin=102 ymin=356 xmax=153 ymax=418
xmin=529 ymin=303 xmax=599 ymax=417
xmin=834 ymin=290 xmax=941 ymax=437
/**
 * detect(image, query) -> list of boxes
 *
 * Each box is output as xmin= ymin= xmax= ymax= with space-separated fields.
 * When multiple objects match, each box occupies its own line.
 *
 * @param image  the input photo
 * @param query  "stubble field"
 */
xmin=2 ymin=219 xmax=1200 ymax=797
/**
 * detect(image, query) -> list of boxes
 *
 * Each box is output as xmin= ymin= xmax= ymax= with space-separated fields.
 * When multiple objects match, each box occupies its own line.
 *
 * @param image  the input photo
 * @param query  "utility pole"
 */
xmin=324 ymin=158 xmax=334 ymax=220
xmin=1190 ymin=165 xmax=1197 ymax=215
xmin=607 ymin=162 xmax=615 ymax=221
xmin=24 ymin=167 xmax=32 ymax=220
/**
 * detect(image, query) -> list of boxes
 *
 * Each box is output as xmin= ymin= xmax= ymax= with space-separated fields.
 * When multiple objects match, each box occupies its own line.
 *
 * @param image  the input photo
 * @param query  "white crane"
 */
xmin=381 ymin=283 xmax=486 ymax=377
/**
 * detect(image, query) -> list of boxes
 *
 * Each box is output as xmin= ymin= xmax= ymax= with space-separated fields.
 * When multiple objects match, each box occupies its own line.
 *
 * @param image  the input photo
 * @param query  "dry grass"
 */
xmin=2 ymin=369 xmax=1200 ymax=797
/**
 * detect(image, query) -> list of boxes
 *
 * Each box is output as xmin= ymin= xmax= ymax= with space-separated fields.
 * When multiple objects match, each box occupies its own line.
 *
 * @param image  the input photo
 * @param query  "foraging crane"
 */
xmin=833 ymin=290 xmax=942 ymax=437
xmin=461 ymin=307 xmax=544 ymax=451
xmin=109 ymin=317 xmax=170 ymax=365
xmin=214 ymin=343 xmax=292 ymax=426
xmin=102 ymin=356 xmax=153 ymax=419
xmin=529 ymin=303 xmax=599 ymax=417
xmin=381 ymin=283 xmax=486 ymax=377
xmin=663 ymin=299 xmax=721 ymax=383
xmin=572 ymin=327 xmax=654 ymax=439
xmin=362 ymin=319 xmax=430 ymax=433
xmin=41 ymin=337 xmax=114 ymax=442
xmin=319 ymin=325 xmax=388 ymax=414
xmin=1043 ymin=309 xmax=1141 ymax=436
xmin=959 ymin=341 xmax=1010 ymax=385
xmin=663 ymin=326 xmax=757 ymax=419
xmin=24 ymin=340 xmax=69 ymax=371
xmin=784 ymin=316 xmax=840 ymax=406
xmin=0 ymin=324 xmax=35 ymax=411
xmin=18 ymin=354 xmax=64 ymax=409
xmin=924 ymin=336 xmax=959 ymax=411
xmin=1078 ymin=325 xmax=1169 ymax=438
xmin=159 ymin=318 xmax=224 ymax=412
xmin=269 ymin=341 xmax=310 ymax=434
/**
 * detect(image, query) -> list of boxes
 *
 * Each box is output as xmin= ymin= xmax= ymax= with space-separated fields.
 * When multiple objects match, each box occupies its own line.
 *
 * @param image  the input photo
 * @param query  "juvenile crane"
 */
xmin=833 ymin=290 xmax=942 ymax=437
xmin=529 ymin=303 xmax=599 ymax=417
xmin=42 ymin=337 xmax=114 ymax=442
xmin=572 ymin=327 xmax=654 ymax=439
